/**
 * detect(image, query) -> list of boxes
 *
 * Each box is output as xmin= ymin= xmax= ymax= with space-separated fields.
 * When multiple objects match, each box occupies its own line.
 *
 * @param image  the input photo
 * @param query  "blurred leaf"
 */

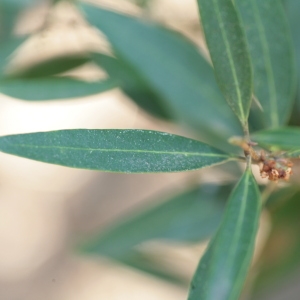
xmin=0 ymin=0 xmax=37 ymax=41
xmin=0 ymin=129 xmax=235 ymax=172
xmin=252 ymin=127 xmax=300 ymax=150
xmin=197 ymin=0 xmax=252 ymax=128
xmin=285 ymin=0 xmax=300 ymax=125
xmin=9 ymin=55 xmax=90 ymax=78
xmin=0 ymin=77 xmax=116 ymax=100
xmin=284 ymin=0 xmax=300 ymax=81
xmin=188 ymin=168 xmax=261 ymax=300
xmin=236 ymin=0 xmax=296 ymax=129
xmin=0 ymin=5 xmax=20 ymax=41
xmin=251 ymin=190 xmax=300 ymax=298
xmin=265 ymin=185 xmax=298 ymax=208
xmin=91 ymin=52 xmax=172 ymax=120
xmin=128 ymin=0 xmax=151 ymax=7
xmin=0 ymin=37 xmax=27 ymax=77
xmin=1 ymin=0 xmax=36 ymax=5
xmin=82 ymin=184 xmax=230 ymax=258
xmin=119 ymin=251 xmax=189 ymax=286
xmin=285 ymin=149 xmax=300 ymax=158
xmin=81 ymin=4 xmax=243 ymax=150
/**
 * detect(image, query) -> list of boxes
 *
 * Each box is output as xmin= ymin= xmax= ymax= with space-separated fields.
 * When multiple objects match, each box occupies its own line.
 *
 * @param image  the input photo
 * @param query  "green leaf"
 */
xmin=197 ymin=0 xmax=253 ymax=127
xmin=251 ymin=190 xmax=300 ymax=298
xmin=0 ymin=77 xmax=116 ymax=100
xmin=8 ymin=54 xmax=90 ymax=78
xmin=82 ymin=184 xmax=229 ymax=258
xmin=119 ymin=251 xmax=189 ymax=286
xmin=0 ymin=37 xmax=27 ymax=77
xmin=188 ymin=168 xmax=261 ymax=300
xmin=236 ymin=0 xmax=296 ymax=129
xmin=81 ymin=4 xmax=243 ymax=150
xmin=91 ymin=52 xmax=173 ymax=120
xmin=285 ymin=0 xmax=300 ymax=117
xmin=0 ymin=1 xmax=36 ymax=41
xmin=0 ymin=5 xmax=20 ymax=41
xmin=0 ymin=129 xmax=234 ymax=172
xmin=252 ymin=127 xmax=300 ymax=150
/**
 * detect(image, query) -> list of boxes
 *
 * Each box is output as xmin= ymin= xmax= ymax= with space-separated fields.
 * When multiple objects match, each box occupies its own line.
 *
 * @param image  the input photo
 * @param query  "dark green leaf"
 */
xmin=81 ymin=4 xmax=243 ymax=150
xmin=188 ymin=168 xmax=261 ymax=300
xmin=236 ymin=0 xmax=296 ymax=128
xmin=0 ymin=77 xmax=116 ymax=100
xmin=8 ymin=55 xmax=90 ymax=78
xmin=91 ymin=52 xmax=172 ymax=120
xmin=197 ymin=0 xmax=253 ymax=127
xmin=252 ymin=127 xmax=300 ymax=150
xmin=82 ymin=184 xmax=229 ymax=258
xmin=251 ymin=190 xmax=300 ymax=299
xmin=0 ymin=129 xmax=234 ymax=172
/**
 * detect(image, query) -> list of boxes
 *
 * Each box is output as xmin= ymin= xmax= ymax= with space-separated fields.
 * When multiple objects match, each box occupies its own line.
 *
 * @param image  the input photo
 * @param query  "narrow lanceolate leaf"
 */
xmin=81 ymin=4 xmax=243 ymax=150
xmin=252 ymin=127 xmax=300 ymax=150
xmin=91 ymin=52 xmax=173 ymax=120
xmin=82 ymin=184 xmax=229 ymax=258
xmin=188 ymin=168 xmax=261 ymax=300
xmin=8 ymin=55 xmax=90 ymax=78
xmin=285 ymin=0 xmax=300 ymax=114
xmin=236 ymin=0 xmax=296 ymax=128
xmin=197 ymin=0 xmax=253 ymax=127
xmin=0 ymin=77 xmax=116 ymax=100
xmin=0 ymin=130 xmax=234 ymax=172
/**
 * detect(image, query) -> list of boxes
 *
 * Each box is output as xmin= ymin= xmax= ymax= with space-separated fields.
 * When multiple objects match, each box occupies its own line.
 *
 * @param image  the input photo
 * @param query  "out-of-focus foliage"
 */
xmin=0 ymin=1 xmax=299 ymax=299
xmin=237 ymin=0 xmax=296 ymax=130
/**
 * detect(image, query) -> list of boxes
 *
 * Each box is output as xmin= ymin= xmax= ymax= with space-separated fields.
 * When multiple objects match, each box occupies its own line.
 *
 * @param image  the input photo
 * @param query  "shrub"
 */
xmin=0 ymin=0 xmax=299 ymax=299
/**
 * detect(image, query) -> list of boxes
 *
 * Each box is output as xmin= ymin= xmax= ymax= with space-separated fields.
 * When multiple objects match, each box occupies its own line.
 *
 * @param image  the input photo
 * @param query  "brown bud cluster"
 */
xmin=228 ymin=136 xmax=294 ymax=181
xmin=258 ymin=157 xmax=293 ymax=181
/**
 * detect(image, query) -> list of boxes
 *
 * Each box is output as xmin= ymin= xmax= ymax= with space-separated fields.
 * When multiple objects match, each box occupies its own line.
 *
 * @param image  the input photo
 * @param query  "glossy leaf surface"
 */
xmin=197 ymin=0 xmax=252 ymax=127
xmin=0 ymin=77 xmax=116 ymax=100
xmin=188 ymin=168 xmax=261 ymax=300
xmin=82 ymin=4 xmax=242 ymax=149
xmin=0 ymin=130 xmax=233 ymax=172
xmin=82 ymin=184 xmax=230 ymax=258
xmin=252 ymin=127 xmax=300 ymax=150
xmin=236 ymin=0 xmax=296 ymax=128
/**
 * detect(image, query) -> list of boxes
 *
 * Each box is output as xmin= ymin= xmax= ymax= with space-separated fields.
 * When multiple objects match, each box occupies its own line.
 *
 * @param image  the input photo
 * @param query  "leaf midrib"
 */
xmin=1 ymin=143 xmax=230 ymax=157
xmin=227 ymin=171 xmax=251 ymax=298
xmin=251 ymin=0 xmax=279 ymax=127
xmin=213 ymin=0 xmax=245 ymax=121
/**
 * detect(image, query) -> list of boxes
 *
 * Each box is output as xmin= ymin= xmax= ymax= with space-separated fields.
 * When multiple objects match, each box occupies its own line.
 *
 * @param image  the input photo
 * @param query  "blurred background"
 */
xmin=0 ymin=0 xmax=299 ymax=299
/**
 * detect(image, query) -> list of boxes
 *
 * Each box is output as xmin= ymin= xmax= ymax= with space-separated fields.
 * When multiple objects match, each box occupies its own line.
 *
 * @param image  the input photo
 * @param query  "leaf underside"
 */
xmin=0 ymin=129 xmax=233 ymax=173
